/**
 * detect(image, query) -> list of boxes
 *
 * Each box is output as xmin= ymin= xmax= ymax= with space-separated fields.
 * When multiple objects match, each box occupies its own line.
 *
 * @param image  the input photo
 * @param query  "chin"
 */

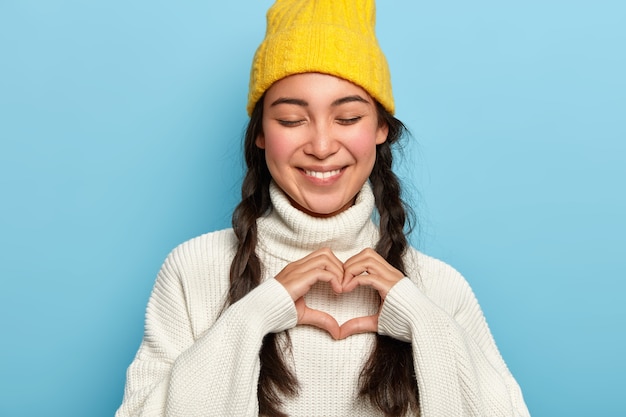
xmin=303 ymin=201 xmax=352 ymax=218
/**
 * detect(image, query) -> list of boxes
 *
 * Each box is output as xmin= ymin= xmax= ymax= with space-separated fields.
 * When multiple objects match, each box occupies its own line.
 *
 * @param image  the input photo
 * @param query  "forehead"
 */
xmin=264 ymin=73 xmax=374 ymax=105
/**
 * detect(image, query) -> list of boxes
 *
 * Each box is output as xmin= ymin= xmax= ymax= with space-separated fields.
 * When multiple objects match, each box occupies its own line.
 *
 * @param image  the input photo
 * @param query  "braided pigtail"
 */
xmin=227 ymin=97 xmax=299 ymax=417
xmin=358 ymin=103 xmax=420 ymax=417
xmin=227 ymin=99 xmax=270 ymax=304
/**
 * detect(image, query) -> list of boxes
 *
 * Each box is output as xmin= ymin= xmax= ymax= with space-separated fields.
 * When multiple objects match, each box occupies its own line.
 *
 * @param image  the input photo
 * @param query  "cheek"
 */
xmin=346 ymin=127 xmax=380 ymax=160
xmin=263 ymin=132 xmax=294 ymax=164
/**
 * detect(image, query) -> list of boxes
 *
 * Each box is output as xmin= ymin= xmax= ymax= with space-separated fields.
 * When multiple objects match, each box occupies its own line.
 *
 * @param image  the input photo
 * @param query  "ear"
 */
xmin=375 ymin=122 xmax=389 ymax=145
xmin=255 ymin=132 xmax=266 ymax=149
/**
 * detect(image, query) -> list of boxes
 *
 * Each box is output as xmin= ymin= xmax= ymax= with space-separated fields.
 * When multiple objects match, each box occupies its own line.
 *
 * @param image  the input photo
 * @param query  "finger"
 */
xmin=339 ymin=314 xmax=378 ymax=339
xmin=342 ymin=266 xmax=394 ymax=295
xmin=276 ymin=253 xmax=345 ymax=300
xmin=298 ymin=254 xmax=345 ymax=289
xmin=343 ymin=248 xmax=383 ymax=271
xmin=299 ymin=306 xmax=341 ymax=340
xmin=292 ymin=247 xmax=344 ymax=275
xmin=286 ymin=251 xmax=344 ymax=284
xmin=280 ymin=269 xmax=344 ymax=300
xmin=312 ymin=247 xmax=345 ymax=273
xmin=344 ymin=250 xmax=401 ymax=279
xmin=342 ymin=274 xmax=396 ymax=299
xmin=343 ymin=252 xmax=403 ymax=292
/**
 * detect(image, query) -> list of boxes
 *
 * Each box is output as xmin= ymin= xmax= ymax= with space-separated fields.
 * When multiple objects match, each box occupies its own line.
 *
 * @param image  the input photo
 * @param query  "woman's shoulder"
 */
xmin=404 ymin=247 xmax=476 ymax=312
xmin=153 ymin=229 xmax=238 ymax=334
xmin=162 ymin=228 xmax=238 ymax=273
xmin=171 ymin=228 xmax=236 ymax=254
xmin=404 ymin=247 xmax=464 ymax=283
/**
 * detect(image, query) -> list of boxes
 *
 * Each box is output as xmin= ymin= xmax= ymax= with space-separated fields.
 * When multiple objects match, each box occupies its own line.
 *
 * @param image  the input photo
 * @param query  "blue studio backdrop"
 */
xmin=1 ymin=1 xmax=625 ymax=416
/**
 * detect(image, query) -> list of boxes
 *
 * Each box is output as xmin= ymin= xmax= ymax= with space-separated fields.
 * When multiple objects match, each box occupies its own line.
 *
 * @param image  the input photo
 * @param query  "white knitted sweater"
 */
xmin=116 ymin=182 xmax=530 ymax=417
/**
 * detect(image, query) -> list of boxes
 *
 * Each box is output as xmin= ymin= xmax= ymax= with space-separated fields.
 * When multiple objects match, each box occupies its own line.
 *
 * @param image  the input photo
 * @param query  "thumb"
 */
xmin=338 ymin=314 xmax=378 ymax=339
xmin=299 ymin=306 xmax=341 ymax=340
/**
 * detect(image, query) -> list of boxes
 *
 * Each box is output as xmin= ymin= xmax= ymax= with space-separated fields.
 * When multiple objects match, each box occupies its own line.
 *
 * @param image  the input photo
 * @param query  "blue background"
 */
xmin=1 ymin=1 xmax=624 ymax=416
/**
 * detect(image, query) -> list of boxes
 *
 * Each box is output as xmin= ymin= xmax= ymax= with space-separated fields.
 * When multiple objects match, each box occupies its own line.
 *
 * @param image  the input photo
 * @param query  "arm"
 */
xmin=116 ymin=250 xmax=296 ymax=417
xmin=378 ymin=275 xmax=530 ymax=417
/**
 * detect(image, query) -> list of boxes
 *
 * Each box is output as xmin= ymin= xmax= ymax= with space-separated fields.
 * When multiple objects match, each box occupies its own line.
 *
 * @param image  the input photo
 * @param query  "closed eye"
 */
xmin=277 ymin=119 xmax=305 ymax=127
xmin=336 ymin=116 xmax=362 ymax=125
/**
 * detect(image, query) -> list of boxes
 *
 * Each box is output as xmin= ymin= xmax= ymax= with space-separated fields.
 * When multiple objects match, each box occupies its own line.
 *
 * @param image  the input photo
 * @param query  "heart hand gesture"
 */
xmin=275 ymin=247 xmax=404 ymax=340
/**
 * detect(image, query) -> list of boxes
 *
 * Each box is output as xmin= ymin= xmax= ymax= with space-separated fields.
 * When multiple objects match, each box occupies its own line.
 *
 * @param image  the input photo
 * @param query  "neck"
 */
xmin=255 ymin=181 xmax=379 ymax=261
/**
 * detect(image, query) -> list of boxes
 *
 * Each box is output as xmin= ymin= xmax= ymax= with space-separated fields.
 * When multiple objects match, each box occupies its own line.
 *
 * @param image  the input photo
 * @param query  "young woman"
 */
xmin=116 ymin=1 xmax=530 ymax=416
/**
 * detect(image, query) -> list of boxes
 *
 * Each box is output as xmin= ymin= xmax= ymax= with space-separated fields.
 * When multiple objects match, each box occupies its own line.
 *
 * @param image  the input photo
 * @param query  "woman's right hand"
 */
xmin=274 ymin=248 xmax=344 ymax=339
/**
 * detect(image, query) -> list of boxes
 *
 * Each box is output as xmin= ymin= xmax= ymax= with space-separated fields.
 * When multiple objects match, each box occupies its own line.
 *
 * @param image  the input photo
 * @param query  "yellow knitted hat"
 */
xmin=247 ymin=0 xmax=394 ymax=115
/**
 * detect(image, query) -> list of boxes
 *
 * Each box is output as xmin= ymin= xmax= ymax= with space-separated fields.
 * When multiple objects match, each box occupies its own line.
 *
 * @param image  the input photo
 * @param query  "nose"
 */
xmin=304 ymin=123 xmax=339 ymax=159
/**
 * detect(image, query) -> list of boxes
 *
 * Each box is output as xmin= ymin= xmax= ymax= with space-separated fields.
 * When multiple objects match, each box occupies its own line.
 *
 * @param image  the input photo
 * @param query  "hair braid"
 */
xmin=227 ymin=101 xmax=268 ymax=303
xmin=227 ymin=97 xmax=299 ymax=417
xmin=357 ymin=104 xmax=420 ymax=417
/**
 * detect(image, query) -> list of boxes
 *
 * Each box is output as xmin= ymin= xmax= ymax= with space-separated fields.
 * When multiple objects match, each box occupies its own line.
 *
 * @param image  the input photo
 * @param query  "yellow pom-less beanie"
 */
xmin=247 ymin=0 xmax=394 ymax=115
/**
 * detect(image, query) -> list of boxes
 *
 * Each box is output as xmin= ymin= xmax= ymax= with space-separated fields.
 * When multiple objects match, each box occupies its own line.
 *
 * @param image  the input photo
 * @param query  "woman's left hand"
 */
xmin=339 ymin=248 xmax=404 ymax=339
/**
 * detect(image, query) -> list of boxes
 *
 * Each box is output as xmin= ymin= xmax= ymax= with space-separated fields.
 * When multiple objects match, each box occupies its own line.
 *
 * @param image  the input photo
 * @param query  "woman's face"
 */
xmin=257 ymin=73 xmax=388 ymax=217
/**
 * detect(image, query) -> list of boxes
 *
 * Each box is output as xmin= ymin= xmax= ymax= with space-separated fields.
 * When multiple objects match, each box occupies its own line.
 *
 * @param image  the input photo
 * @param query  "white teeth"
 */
xmin=304 ymin=169 xmax=341 ymax=179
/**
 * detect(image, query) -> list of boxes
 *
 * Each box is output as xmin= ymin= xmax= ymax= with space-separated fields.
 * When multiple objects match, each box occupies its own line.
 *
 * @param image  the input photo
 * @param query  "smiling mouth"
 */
xmin=303 ymin=168 xmax=342 ymax=179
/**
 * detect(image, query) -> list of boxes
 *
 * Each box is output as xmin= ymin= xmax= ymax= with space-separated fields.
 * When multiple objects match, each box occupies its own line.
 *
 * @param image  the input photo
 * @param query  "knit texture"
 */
xmin=247 ymin=0 xmax=394 ymax=115
xmin=116 ymin=182 xmax=530 ymax=416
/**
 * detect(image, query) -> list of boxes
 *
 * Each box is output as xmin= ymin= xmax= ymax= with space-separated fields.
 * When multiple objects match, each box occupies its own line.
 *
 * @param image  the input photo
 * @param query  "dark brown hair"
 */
xmin=226 ymin=96 xmax=419 ymax=416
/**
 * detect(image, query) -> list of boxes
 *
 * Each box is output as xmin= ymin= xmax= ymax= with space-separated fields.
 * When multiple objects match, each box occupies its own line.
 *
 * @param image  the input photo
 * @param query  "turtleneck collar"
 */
xmin=256 ymin=181 xmax=380 ymax=262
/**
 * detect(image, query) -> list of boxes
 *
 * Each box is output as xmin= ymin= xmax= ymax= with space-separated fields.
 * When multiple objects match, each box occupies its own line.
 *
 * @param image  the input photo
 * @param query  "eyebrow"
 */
xmin=269 ymin=95 xmax=370 ymax=108
xmin=270 ymin=97 xmax=308 ymax=107
xmin=331 ymin=95 xmax=369 ymax=106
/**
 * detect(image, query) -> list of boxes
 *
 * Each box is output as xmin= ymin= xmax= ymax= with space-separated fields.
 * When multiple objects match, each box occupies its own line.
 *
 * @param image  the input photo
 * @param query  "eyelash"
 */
xmin=277 ymin=120 xmax=303 ymax=127
xmin=276 ymin=116 xmax=363 ymax=127
xmin=337 ymin=116 xmax=362 ymax=125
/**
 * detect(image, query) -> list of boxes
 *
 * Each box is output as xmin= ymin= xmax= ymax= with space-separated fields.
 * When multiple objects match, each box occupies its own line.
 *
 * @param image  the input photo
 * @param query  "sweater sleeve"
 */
xmin=115 ymin=250 xmax=297 ymax=417
xmin=378 ymin=273 xmax=530 ymax=417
